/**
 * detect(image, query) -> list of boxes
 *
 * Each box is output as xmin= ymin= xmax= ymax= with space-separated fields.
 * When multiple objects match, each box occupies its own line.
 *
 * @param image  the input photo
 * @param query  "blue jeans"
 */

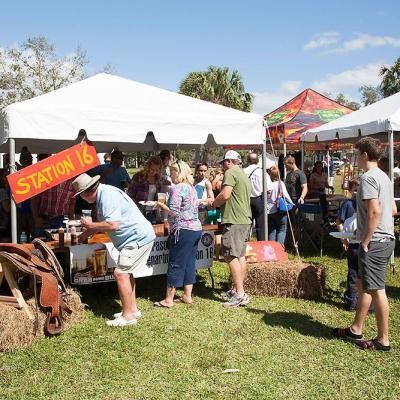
xmin=268 ymin=212 xmax=287 ymax=245
xmin=167 ymin=229 xmax=202 ymax=288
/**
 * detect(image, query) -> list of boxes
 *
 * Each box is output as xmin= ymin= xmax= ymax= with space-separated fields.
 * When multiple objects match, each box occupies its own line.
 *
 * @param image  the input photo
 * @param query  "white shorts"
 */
xmin=115 ymin=241 xmax=154 ymax=274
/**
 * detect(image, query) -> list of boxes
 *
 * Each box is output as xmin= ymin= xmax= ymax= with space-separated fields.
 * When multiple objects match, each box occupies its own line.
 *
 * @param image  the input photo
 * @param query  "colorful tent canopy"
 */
xmin=265 ymin=89 xmax=353 ymax=144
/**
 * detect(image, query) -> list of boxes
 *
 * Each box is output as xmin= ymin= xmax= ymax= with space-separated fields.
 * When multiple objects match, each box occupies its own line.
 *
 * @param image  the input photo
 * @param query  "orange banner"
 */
xmin=7 ymin=141 xmax=100 ymax=204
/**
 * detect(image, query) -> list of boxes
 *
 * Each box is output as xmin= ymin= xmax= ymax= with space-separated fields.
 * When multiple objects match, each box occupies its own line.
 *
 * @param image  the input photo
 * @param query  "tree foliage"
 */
xmin=179 ymin=66 xmax=254 ymax=112
xmin=380 ymin=57 xmax=400 ymax=98
xmin=0 ymin=36 xmax=89 ymax=109
xmin=334 ymin=93 xmax=361 ymax=111
xmin=358 ymin=85 xmax=382 ymax=106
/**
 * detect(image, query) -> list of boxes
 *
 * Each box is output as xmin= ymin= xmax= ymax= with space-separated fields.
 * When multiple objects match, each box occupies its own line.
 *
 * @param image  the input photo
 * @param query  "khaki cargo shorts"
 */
xmin=221 ymin=224 xmax=251 ymax=258
xmin=116 ymin=241 xmax=154 ymax=275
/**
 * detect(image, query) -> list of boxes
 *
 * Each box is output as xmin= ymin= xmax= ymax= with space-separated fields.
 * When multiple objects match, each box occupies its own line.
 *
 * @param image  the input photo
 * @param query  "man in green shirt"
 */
xmin=209 ymin=150 xmax=252 ymax=307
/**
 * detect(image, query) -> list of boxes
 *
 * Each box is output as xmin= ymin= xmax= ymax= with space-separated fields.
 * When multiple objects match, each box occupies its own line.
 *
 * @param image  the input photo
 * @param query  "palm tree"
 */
xmin=380 ymin=57 xmax=400 ymax=98
xmin=179 ymin=66 xmax=254 ymax=112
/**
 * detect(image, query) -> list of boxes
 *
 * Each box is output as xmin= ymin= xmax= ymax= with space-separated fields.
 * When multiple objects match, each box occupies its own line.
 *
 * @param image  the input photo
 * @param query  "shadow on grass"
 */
xmin=75 ymin=270 xmax=222 ymax=318
xmin=246 ymin=308 xmax=333 ymax=339
xmin=319 ymin=287 xmax=347 ymax=310
xmin=75 ymin=274 xmax=168 ymax=317
xmin=387 ymin=285 xmax=400 ymax=299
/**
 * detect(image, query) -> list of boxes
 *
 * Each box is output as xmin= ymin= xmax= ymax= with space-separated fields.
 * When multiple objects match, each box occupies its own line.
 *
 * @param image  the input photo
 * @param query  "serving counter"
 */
xmin=47 ymin=224 xmax=219 ymax=286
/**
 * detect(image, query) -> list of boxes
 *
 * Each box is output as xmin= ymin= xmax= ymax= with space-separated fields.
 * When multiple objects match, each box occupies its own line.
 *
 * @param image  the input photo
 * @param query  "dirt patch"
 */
xmin=245 ymin=261 xmax=325 ymax=300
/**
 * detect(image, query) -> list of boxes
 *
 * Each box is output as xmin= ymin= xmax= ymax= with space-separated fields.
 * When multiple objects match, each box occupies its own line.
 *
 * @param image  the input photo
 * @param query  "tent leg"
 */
xmin=262 ymin=133 xmax=268 ymax=240
xmin=9 ymin=138 xmax=18 ymax=243
xmin=389 ymin=127 xmax=395 ymax=273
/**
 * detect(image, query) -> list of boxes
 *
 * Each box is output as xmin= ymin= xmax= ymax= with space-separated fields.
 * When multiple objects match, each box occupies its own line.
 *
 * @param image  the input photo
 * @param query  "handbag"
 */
xmin=276 ymin=183 xmax=293 ymax=214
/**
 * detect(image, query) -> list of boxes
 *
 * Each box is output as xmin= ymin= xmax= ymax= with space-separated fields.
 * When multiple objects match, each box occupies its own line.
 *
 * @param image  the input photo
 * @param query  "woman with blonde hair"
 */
xmin=154 ymin=160 xmax=202 ymax=307
xmin=210 ymin=167 xmax=224 ymax=196
xmin=267 ymin=166 xmax=293 ymax=245
xmin=128 ymin=156 xmax=163 ymax=222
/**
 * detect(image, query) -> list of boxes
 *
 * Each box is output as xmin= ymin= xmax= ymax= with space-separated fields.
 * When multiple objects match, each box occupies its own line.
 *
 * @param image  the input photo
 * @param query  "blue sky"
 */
xmin=1 ymin=0 xmax=400 ymax=114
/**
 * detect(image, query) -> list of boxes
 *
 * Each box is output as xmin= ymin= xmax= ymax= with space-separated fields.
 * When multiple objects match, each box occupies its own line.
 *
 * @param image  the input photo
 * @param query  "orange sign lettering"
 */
xmin=7 ymin=141 xmax=100 ymax=204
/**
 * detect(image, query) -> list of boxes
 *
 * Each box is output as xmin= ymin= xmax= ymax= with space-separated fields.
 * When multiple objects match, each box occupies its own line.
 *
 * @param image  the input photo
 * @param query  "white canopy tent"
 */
xmin=301 ymin=91 xmax=400 ymax=186
xmin=0 ymin=73 xmax=264 ymax=153
xmin=0 ymin=73 xmax=267 ymax=242
xmin=301 ymin=92 xmax=400 ymax=265
xmin=302 ymin=91 xmax=400 ymax=143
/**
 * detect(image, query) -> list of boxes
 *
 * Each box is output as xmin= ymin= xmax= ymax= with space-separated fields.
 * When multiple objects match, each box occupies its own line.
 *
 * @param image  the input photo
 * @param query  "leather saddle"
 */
xmin=0 ymin=241 xmax=71 ymax=335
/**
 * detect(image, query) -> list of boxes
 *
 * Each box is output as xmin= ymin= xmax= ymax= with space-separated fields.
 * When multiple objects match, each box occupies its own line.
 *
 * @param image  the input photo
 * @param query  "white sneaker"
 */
xmin=113 ymin=310 xmax=142 ymax=319
xmin=106 ymin=315 xmax=138 ymax=327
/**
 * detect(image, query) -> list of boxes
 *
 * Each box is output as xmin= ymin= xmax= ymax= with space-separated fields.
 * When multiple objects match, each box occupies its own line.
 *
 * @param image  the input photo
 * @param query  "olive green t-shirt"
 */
xmin=221 ymin=166 xmax=252 ymax=225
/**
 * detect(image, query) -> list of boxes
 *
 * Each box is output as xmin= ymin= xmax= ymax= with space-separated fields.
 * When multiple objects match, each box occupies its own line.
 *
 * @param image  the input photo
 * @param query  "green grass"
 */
xmin=1 ymin=250 xmax=400 ymax=400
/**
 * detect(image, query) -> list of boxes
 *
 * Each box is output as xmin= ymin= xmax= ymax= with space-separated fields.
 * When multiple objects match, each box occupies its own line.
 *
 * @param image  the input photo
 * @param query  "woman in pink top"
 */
xmin=154 ymin=160 xmax=202 ymax=308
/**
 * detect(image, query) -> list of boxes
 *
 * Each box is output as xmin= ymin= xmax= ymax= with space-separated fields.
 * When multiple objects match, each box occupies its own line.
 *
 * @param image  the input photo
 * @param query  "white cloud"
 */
xmin=304 ymin=32 xmax=340 ymax=50
xmin=325 ymin=33 xmax=400 ymax=54
xmin=280 ymin=80 xmax=302 ymax=93
xmin=252 ymin=80 xmax=302 ymax=114
xmin=312 ymin=63 xmax=382 ymax=94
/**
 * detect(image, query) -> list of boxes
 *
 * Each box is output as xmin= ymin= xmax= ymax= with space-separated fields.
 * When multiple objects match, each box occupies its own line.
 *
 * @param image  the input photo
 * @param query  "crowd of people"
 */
xmin=0 ymin=137 xmax=397 ymax=351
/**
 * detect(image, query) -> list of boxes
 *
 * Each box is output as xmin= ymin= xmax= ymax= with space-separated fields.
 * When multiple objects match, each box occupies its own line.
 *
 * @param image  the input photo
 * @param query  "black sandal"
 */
xmin=332 ymin=327 xmax=362 ymax=341
xmin=355 ymin=339 xmax=391 ymax=352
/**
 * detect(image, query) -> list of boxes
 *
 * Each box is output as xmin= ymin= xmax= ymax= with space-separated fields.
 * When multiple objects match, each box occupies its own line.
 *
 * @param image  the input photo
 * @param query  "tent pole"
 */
xmin=388 ymin=126 xmax=395 ymax=271
xmin=262 ymin=123 xmax=268 ymax=239
xmin=9 ymin=138 xmax=18 ymax=243
xmin=300 ymin=142 xmax=304 ymax=171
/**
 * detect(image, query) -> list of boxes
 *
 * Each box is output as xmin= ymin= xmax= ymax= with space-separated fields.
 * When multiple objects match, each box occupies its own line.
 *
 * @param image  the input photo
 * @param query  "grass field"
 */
xmin=1 ymin=249 xmax=400 ymax=400
xmin=1 ymin=170 xmax=399 ymax=399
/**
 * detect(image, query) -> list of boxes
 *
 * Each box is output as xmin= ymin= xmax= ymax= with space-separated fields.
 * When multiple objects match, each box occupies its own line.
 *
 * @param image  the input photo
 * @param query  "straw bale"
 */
xmin=244 ymin=261 xmax=325 ymax=299
xmin=0 ymin=288 xmax=85 ymax=353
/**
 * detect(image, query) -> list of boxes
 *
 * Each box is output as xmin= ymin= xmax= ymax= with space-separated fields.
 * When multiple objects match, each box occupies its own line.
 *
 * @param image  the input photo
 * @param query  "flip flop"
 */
xmin=173 ymin=297 xmax=193 ymax=305
xmin=355 ymin=338 xmax=391 ymax=352
xmin=154 ymin=301 xmax=173 ymax=308
xmin=332 ymin=327 xmax=363 ymax=341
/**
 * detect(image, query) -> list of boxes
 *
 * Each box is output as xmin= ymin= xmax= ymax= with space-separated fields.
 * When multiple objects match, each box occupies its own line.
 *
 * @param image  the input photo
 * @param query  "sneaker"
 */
xmin=113 ymin=310 xmax=142 ymax=319
xmin=220 ymin=289 xmax=235 ymax=300
xmin=223 ymin=293 xmax=249 ymax=308
xmin=106 ymin=315 xmax=138 ymax=327
xmin=241 ymin=293 xmax=250 ymax=305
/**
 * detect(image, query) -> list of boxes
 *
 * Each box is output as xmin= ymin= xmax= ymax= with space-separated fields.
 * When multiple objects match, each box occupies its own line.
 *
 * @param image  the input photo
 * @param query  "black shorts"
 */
xmin=358 ymin=240 xmax=395 ymax=290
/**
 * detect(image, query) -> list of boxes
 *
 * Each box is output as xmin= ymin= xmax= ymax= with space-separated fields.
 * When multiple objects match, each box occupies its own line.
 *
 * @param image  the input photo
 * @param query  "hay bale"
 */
xmin=0 ymin=288 xmax=85 ymax=353
xmin=244 ymin=261 xmax=325 ymax=300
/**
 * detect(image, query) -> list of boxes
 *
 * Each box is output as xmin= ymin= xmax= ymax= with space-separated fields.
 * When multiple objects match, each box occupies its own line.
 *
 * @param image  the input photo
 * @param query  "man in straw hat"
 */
xmin=72 ymin=173 xmax=155 ymax=327
xmin=208 ymin=150 xmax=252 ymax=308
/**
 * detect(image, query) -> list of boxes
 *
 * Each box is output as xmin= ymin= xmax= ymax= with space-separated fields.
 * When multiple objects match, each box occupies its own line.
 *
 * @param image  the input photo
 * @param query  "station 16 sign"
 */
xmin=7 ymin=141 xmax=100 ymax=204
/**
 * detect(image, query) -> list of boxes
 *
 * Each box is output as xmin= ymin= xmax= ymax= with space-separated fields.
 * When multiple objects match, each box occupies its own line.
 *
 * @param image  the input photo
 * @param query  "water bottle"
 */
xmin=19 ymin=231 xmax=28 ymax=244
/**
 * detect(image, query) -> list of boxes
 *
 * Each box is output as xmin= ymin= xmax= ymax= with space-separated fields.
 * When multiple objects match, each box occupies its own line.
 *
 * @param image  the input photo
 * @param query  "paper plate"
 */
xmin=67 ymin=220 xmax=81 ymax=227
xmin=329 ymin=231 xmax=356 ymax=239
xmin=139 ymin=200 xmax=156 ymax=207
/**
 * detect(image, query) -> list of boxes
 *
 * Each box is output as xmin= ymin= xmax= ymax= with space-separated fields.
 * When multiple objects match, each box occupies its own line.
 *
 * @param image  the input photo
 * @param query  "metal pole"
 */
xmin=300 ymin=142 xmax=304 ymax=171
xmin=262 ymin=125 xmax=268 ymax=240
xmin=9 ymin=138 xmax=18 ymax=243
xmin=283 ymin=142 xmax=287 ymax=179
xmin=388 ymin=127 xmax=395 ymax=270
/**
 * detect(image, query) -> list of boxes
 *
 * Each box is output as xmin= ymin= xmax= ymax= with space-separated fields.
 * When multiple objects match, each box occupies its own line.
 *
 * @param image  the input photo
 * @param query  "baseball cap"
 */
xmin=219 ymin=150 xmax=242 ymax=164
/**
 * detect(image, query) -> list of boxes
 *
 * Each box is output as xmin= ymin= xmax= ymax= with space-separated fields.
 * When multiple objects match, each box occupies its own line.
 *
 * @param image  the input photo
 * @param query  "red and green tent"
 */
xmin=265 ymin=89 xmax=353 ymax=145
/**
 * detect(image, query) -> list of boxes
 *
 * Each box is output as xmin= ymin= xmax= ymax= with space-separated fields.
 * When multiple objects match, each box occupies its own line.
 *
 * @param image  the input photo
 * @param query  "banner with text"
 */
xmin=7 ymin=141 xmax=99 ymax=204
xmin=69 ymin=232 xmax=215 ymax=285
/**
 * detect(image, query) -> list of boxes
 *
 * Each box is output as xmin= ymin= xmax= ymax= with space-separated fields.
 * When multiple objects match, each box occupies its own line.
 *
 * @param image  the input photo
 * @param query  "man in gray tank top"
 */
xmin=333 ymin=137 xmax=396 ymax=351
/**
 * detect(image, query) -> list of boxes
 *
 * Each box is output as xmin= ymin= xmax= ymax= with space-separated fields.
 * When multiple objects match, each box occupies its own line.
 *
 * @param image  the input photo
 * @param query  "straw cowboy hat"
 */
xmin=72 ymin=173 xmax=101 ymax=197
